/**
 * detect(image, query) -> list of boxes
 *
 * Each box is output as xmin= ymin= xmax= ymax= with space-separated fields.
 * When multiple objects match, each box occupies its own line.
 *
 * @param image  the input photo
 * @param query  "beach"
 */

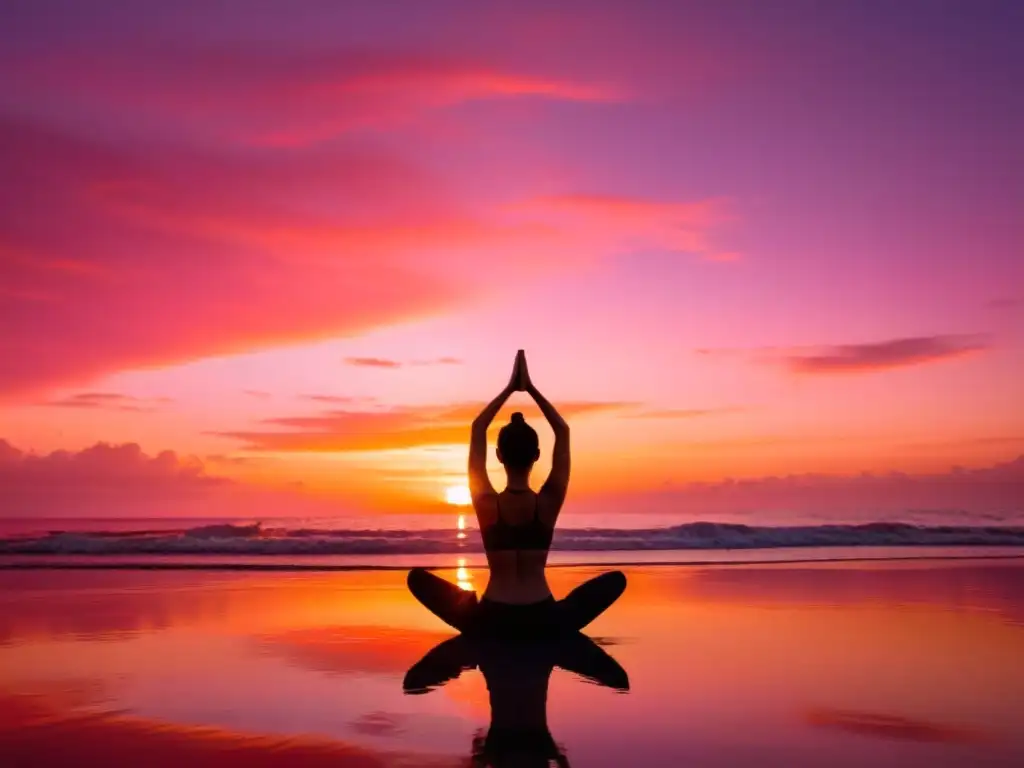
xmin=2 ymin=557 xmax=1022 ymax=767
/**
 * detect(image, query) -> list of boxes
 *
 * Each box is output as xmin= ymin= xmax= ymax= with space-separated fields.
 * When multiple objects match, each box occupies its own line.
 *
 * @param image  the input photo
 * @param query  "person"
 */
xmin=408 ymin=350 xmax=626 ymax=639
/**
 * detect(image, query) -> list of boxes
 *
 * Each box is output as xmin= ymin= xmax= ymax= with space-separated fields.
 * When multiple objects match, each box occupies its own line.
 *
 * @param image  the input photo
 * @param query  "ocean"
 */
xmin=1 ymin=515 xmax=1022 ymax=569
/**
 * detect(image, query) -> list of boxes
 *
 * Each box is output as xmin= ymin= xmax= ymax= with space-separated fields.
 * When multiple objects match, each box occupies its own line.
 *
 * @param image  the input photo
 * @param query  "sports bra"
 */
xmin=480 ymin=489 xmax=554 ymax=552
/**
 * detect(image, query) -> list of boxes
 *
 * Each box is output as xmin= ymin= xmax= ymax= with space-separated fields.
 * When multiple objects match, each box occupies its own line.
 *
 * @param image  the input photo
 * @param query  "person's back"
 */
xmin=477 ymin=485 xmax=556 ymax=604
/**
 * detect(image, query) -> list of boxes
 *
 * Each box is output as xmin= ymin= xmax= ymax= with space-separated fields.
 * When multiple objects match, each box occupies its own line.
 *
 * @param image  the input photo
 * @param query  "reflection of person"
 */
xmin=404 ymin=632 xmax=629 ymax=768
xmin=408 ymin=351 xmax=626 ymax=639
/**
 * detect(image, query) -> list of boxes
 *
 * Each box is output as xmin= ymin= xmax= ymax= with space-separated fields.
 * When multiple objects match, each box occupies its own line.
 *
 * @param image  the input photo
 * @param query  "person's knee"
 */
xmin=604 ymin=570 xmax=627 ymax=593
xmin=407 ymin=567 xmax=428 ymax=589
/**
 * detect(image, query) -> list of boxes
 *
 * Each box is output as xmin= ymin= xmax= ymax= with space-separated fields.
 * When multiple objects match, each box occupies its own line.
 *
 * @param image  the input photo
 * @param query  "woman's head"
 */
xmin=496 ymin=412 xmax=539 ymax=470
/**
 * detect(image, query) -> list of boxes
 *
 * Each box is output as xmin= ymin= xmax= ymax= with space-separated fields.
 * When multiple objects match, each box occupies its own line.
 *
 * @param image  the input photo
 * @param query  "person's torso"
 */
xmin=477 ymin=489 xmax=555 ymax=604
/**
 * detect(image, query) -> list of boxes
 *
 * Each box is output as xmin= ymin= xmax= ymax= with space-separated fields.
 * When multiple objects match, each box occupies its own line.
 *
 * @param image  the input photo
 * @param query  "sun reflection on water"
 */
xmin=456 ymin=557 xmax=473 ymax=591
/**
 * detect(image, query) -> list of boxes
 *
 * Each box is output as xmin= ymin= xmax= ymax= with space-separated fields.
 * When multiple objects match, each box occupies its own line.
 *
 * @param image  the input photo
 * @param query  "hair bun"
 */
xmin=510 ymin=411 xmax=525 ymax=424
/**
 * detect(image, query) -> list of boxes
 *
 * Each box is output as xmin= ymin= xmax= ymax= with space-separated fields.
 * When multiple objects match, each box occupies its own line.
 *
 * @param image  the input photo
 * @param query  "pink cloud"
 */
xmin=343 ymin=356 xmax=463 ymax=368
xmin=1 ymin=115 xmax=729 ymax=396
xmin=806 ymin=709 xmax=991 ymax=744
xmin=0 ymin=34 xmax=728 ymax=399
xmin=0 ymin=117 xmax=486 ymax=395
xmin=0 ymin=440 xmax=229 ymax=517
xmin=584 ymin=456 xmax=1024 ymax=520
xmin=784 ymin=335 xmax=989 ymax=374
xmin=694 ymin=336 xmax=990 ymax=374
xmin=0 ymin=438 xmax=371 ymax=519
xmin=37 ymin=392 xmax=173 ymax=413
xmin=298 ymin=394 xmax=373 ymax=404
xmin=344 ymin=357 xmax=403 ymax=369
xmin=3 ymin=47 xmax=618 ymax=147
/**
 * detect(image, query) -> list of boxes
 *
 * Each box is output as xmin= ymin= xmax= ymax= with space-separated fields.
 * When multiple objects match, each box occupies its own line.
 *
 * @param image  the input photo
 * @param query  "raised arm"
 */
xmin=468 ymin=359 xmax=520 ymax=501
xmin=518 ymin=354 xmax=570 ymax=503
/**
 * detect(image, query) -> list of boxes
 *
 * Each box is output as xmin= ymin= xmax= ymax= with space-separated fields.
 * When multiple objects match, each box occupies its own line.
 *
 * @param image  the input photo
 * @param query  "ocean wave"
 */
xmin=1 ymin=521 xmax=1023 ymax=556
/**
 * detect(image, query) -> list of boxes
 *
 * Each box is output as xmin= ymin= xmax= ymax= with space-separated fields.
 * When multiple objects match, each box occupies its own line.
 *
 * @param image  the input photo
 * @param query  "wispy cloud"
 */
xmin=37 ymin=392 xmax=173 ymax=413
xmin=217 ymin=400 xmax=633 ymax=452
xmin=783 ymin=335 xmax=989 ymax=374
xmin=344 ymin=356 xmax=463 ymax=369
xmin=805 ymin=709 xmax=990 ymax=744
xmin=2 ymin=112 xmax=719 ymax=395
xmin=0 ymin=26 xmax=724 ymax=397
xmin=590 ymin=455 xmax=1024 ymax=518
xmin=344 ymin=357 xmax=403 ymax=369
xmin=298 ymin=394 xmax=371 ymax=404
xmin=242 ymin=390 xmax=273 ymax=399
xmin=1 ymin=46 xmax=619 ymax=148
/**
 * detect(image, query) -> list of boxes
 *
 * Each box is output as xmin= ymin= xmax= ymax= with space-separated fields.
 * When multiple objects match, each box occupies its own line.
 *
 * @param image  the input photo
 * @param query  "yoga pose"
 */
xmin=408 ymin=350 xmax=626 ymax=638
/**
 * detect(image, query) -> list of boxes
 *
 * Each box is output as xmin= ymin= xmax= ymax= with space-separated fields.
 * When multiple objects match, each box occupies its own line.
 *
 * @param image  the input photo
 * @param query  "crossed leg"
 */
xmin=408 ymin=567 xmax=626 ymax=634
xmin=407 ymin=567 xmax=478 ymax=632
xmin=557 ymin=570 xmax=627 ymax=631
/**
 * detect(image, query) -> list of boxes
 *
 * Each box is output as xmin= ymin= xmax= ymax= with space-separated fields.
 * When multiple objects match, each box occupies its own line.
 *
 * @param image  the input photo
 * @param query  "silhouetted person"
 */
xmin=408 ymin=350 xmax=626 ymax=639
xmin=404 ymin=632 xmax=629 ymax=767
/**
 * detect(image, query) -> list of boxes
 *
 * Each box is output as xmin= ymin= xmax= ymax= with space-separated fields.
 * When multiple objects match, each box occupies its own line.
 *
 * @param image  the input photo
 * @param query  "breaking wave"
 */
xmin=2 ymin=521 xmax=1024 ymax=556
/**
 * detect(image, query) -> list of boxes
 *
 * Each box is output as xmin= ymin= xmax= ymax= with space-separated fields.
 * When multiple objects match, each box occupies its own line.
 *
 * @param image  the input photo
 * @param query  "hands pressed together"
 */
xmin=506 ymin=349 xmax=535 ymax=395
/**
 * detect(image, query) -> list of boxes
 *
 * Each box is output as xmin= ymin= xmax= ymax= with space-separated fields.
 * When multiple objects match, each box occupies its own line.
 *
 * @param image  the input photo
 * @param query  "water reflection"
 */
xmin=404 ymin=633 xmax=629 ymax=767
xmin=456 ymin=557 xmax=474 ymax=591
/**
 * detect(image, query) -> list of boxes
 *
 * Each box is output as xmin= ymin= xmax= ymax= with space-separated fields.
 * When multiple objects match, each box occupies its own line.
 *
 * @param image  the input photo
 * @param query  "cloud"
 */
xmin=0 ymin=439 xmax=230 ymax=516
xmin=0 ymin=46 xmax=617 ymax=147
xmin=242 ymin=390 xmax=272 ymax=399
xmin=0 ymin=115 xmax=485 ymax=395
xmin=0 ymin=438 xmax=370 ymax=518
xmin=0 ymin=24 xmax=732 ymax=398
xmin=0 ymin=113 xmax=731 ymax=396
xmin=37 ymin=392 xmax=173 ymax=412
xmin=218 ymin=400 xmax=633 ymax=452
xmin=586 ymin=456 xmax=1024 ymax=520
xmin=344 ymin=357 xmax=402 ymax=369
xmin=344 ymin=356 xmax=462 ymax=369
xmin=783 ymin=335 xmax=989 ymax=374
xmin=298 ymin=394 xmax=367 ymax=404
xmin=805 ymin=709 xmax=990 ymax=744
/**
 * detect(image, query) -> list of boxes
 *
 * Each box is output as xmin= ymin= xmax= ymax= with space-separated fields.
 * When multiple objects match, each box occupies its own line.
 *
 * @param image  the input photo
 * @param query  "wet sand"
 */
xmin=1 ymin=559 xmax=1022 ymax=766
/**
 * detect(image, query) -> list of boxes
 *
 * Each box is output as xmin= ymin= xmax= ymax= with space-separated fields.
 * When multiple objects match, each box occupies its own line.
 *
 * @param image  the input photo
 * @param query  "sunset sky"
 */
xmin=1 ymin=1 xmax=1022 ymax=519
